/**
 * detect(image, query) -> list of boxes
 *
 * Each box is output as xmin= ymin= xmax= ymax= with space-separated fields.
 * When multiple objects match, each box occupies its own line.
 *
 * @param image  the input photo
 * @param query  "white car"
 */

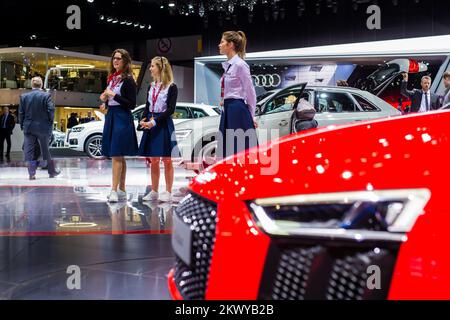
xmin=176 ymin=84 xmax=402 ymax=171
xmin=67 ymin=102 xmax=220 ymax=159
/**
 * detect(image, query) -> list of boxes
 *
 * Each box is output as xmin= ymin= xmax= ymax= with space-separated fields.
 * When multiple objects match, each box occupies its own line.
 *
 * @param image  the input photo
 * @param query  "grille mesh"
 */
xmin=173 ymin=193 xmax=218 ymax=300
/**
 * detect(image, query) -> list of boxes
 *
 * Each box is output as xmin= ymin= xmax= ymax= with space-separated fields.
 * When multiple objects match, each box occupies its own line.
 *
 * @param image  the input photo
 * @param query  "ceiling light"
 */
xmin=55 ymin=64 xmax=95 ymax=69
xmin=112 ymin=18 xmax=118 ymax=23
xmin=168 ymin=2 xmax=175 ymax=8
xmin=87 ymin=0 xmax=94 ymax=3
xmin=107 ymin=17 xmax=113 ymax=22
xmin=99 ymin=15 xmax=105 ymax=20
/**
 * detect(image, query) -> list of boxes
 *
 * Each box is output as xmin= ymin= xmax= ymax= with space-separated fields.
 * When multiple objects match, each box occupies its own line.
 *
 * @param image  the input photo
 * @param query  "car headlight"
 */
xmin=71 ymin=127 xmax=85 ymax=133
xmin=248 ymin=189 xmax=431 ymax=242
xmin=175 ymin=129 xmax=192 ymax=141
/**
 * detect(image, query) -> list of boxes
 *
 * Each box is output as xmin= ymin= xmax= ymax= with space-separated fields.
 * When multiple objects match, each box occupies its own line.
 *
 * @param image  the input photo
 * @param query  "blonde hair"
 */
xmin=152 ymin=56 xmax=174 ymax=88
xmin=222 ymin=30 xmax=247 ymax=59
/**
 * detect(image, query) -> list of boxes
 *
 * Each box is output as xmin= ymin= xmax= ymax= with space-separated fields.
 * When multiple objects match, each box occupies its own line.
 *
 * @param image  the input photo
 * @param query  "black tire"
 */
xmin=84 ymin=135 xmax=104 ymax=159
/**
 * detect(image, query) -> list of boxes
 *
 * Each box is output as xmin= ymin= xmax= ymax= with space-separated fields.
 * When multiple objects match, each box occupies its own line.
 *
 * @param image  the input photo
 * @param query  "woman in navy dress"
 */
xmin=100 ymin=49 xmax=138 ymax=203
xmin=218 ymin=30 xmax=258 ymax=159
xmin=138 ymin=56 xmax=179 ymax=203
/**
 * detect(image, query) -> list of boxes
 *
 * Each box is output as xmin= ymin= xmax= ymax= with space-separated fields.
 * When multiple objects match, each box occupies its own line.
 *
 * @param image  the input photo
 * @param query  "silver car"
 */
xmin=255 ymin=83 xmax=402 ymax=144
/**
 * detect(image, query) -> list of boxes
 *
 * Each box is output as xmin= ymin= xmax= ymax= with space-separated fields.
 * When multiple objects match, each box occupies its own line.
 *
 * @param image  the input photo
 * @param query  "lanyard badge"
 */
xmin=150 ymin=83 xmax=163 ymax=121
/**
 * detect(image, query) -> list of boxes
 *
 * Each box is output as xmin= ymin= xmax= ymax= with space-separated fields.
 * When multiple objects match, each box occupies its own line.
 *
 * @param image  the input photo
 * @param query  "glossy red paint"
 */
xmin=408 ymin=59 xmax=420 ymax=73
xmin=185 ymin=110 xmax=450 ymax=299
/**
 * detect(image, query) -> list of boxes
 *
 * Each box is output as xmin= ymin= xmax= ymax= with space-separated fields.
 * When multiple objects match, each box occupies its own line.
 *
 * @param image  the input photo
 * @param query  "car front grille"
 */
xmin=258 ymin=241 xmax=398 ymax=300
xmin=173 ymin=193 xmax=218 ymax=300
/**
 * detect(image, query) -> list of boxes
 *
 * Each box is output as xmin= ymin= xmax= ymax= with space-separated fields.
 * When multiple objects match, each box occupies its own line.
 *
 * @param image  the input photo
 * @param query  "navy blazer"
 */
xmin=401 ymin=81 xmax=440 ymax=113
xmin=19 ymin=89 xmax=55 ymax=135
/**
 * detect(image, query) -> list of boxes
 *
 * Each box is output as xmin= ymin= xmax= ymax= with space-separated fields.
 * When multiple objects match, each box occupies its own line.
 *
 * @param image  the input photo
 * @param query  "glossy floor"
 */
xmin=0 ymin=158 xmax=195 ymax=300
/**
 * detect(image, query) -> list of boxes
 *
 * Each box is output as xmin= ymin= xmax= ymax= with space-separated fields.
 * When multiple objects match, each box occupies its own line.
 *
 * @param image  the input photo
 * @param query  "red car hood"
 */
xmin=190 ymin=110 xmax=450 ymax=206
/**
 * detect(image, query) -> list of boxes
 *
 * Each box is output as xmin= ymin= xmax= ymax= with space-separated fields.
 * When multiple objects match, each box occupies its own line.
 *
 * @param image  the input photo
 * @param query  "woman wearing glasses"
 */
xmin=138 ymin=56 xmax=179 ymax=203
xmin=100 ymin=49 xmax=138 ymax=203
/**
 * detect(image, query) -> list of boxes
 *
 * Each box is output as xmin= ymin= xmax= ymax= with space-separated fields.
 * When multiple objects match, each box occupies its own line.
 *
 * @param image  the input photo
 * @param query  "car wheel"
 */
xmin=85 ymin=135 xmax=104 ymax=159
xmin=197 ymin=140 xmax=218 ymax=172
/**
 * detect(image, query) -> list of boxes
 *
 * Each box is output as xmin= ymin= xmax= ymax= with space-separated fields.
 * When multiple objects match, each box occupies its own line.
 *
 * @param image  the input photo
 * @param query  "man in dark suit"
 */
xmin=19 ymin=77 xmax=60 ymax=180
xmin=401 ymin=73 xmax=440 ymax=113
xmin=0 ymin=106 xmax=16 ymax=162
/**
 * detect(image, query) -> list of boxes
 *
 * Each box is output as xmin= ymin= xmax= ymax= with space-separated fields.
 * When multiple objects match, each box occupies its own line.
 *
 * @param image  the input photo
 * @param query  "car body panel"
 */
xmin=181 ymin=110 xmax=450 ymax=299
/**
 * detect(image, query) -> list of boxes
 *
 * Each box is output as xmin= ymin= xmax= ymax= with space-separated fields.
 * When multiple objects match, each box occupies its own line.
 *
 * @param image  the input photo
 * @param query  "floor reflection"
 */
xmin=0 ymin=185 xmax=187 ymax=236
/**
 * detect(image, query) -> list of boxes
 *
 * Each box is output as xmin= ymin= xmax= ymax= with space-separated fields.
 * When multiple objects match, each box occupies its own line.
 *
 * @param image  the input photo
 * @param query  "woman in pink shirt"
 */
xmin=218 ymin=31 xmax=258 ymax=159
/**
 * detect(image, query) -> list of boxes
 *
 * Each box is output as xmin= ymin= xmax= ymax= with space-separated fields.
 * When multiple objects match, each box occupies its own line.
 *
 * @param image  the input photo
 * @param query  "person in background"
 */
xmin=19 ymin=77 xmax=60 ymax=180
xmin=100 ymin=49 xmax=138 ymax=203
xmin=401 ymin=73 xmax=440 ymax=113
xmin=294 ymin=98 xmax=319 ymax=132
xmin=440 ymin=71 xmax=450 ymax=109
xmin=67 ymin=113 xmax=79 ymax=129
xmin=138 ymin=56 xmax=179 ymax=203
xmin=0 ymin=106 xmax=16 ymax=162
xmin=217 ymin=30 xmax=258 ymax=159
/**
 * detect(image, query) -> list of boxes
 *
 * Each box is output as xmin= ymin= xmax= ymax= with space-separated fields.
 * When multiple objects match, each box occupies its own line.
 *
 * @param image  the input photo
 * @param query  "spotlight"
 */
xmin=87 ymin=0 xmax=94 ymax=3
xmin=54 ymin=45 xmax=60 ymax=50
xmin=140 ymin=24 xmax=145 ymax=29
xmin=134 ymin=23 xmax=139 ymax=27
xmin=168 ymin=2 xmax=175 ymax=7
xmin=112 ymin=18 xmax=118 ymax=23
xmin=126 ymin=21 xmax=132 ymax=26
xmin=107 ymin=17 xmax=113 ymax=22
xmin=99 ymin=15 xmax=105 ymax=20
xmin=148 ymin=25 xmax=152 ymax=29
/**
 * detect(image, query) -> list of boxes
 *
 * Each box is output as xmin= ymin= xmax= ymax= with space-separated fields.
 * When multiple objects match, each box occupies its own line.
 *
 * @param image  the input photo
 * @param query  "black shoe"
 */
xmin=49 ymin=171 xmax=61 ymax=178
xmin=29 ymin=175 xmax=36 ymax=180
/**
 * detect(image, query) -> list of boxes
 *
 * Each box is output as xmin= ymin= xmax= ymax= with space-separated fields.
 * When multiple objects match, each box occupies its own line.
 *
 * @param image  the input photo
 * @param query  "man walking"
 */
xmin=0 ymin=106 xmax=16 ymax=162
xmin=19 ymin=77 xmax=60 ymax=180
xmin=401 ymin=73 xmax=440 ymax=113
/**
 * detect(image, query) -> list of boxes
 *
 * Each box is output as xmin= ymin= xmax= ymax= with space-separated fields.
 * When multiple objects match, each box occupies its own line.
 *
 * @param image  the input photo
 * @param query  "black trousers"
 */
xmin=0 ymin=130 xmax=12 ymax=157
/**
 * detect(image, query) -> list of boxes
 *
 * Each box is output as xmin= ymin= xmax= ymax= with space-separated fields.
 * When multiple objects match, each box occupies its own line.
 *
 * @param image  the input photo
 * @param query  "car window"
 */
xmin=352 ymin=94 xmax=380 ymax=112
xmin=263 ymin=89 xmax=301 ymax=115
xmin=132 ymin=108 xmax=144 ymax=120
xmin=191 ymin=108 xmax=209 ymax=118
xmin=315 ymin=91 xmax=359 ymax=113
xmin=173 ymin=106 xmax=191 ymax=119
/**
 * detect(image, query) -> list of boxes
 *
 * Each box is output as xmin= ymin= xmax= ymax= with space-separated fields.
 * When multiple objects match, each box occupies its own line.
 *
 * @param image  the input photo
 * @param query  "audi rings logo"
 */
xmin=252 ymin=74 xmax=282 ymax=88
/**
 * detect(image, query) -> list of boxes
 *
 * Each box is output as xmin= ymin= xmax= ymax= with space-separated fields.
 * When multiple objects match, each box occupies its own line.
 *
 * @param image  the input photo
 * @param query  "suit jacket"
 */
xmin=19 ymin=89 xmax=55 ymax=136
xmin=442 ymin=87 xmax=450 ymax=109
xmin=401 ymin=81 xmax=440 ymax=113
xmin=0 ymin=113 xmax=16 ymax=135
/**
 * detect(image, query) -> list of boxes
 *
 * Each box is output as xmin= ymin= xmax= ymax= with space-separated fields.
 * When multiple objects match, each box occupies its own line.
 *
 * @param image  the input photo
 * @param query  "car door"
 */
xmin=314 ymin=90 xmax=365 ymax=127
xmin=256 ymin=84 xmax=306 ymax=144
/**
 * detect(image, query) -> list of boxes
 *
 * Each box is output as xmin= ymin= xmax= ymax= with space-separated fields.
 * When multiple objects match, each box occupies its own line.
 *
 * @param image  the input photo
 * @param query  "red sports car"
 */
xmin=168 ymin=110 xmax=450 ymax=300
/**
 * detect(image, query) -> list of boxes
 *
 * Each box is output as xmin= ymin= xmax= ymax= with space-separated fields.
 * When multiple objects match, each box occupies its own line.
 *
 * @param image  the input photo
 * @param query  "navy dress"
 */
xmin=102 ymin=76 xmax=139 ymax=157
xmin=138 ymin=83 xmax=180 ymax=158
xmin=218 ymin=98 xmax=258 ymax=158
